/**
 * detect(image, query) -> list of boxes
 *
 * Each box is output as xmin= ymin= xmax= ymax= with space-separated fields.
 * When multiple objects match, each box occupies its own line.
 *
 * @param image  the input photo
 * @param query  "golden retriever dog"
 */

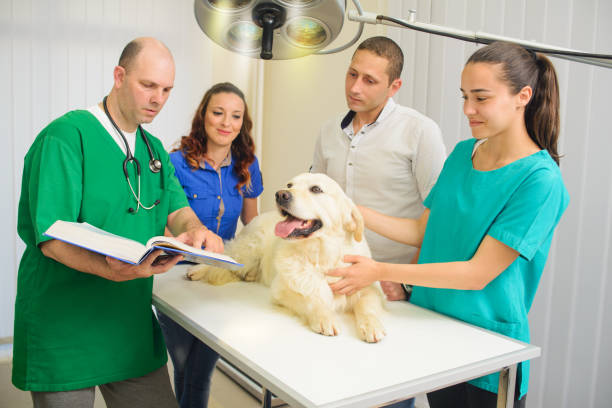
xmin=187 ymin=172 xmax=386 ymax=343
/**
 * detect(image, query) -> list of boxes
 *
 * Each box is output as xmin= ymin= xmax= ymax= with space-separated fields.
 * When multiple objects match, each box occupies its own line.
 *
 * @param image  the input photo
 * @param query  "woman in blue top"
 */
xmin=158 ymin=82 xmax=263 ymax=408
xmin=327 ymin=42 xmax=569 ymax=408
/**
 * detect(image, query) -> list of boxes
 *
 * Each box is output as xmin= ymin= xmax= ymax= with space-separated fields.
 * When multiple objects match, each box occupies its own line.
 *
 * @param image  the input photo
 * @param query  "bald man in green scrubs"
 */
xmin=13 ymin=37 xmax=223 ymax=408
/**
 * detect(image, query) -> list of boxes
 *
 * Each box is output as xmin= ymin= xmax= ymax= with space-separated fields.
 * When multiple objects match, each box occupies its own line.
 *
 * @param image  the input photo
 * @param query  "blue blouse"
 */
xmin=411 ymin=139 xmax=569 ymax=398
xmin=170 ymin=151 xmax=264 ymax=240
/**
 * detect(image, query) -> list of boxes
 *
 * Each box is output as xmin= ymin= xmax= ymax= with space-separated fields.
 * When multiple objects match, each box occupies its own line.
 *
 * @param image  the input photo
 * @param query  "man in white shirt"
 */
xmin=312 ymin=36 xmax=446 ymax=306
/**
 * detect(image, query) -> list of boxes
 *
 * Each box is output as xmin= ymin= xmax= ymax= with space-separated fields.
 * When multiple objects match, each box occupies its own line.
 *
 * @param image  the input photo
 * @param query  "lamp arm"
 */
xmin=347 ymin=11 xmax=612 ymax=70
xmin=315 ymin=0 xmax=365 ymax=55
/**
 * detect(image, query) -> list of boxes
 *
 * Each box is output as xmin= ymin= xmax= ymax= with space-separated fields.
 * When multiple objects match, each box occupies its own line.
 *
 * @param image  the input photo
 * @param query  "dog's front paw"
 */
xmin=187 ymin=265 xmax=241 ymax=285
xmin=243 ymin=268 xmax=258 ymax=282
xmin=309 ymin=313 xmax=340 ymax=337
xmin=357 ymin=315 xmax=386 ymax=343
xmin=186 ymin=265 xmax=208 ymax=281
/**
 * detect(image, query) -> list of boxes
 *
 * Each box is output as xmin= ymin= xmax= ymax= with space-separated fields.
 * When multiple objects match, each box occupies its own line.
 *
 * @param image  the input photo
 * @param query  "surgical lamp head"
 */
xmin=194 ymin=0 xmax=346 ymax=60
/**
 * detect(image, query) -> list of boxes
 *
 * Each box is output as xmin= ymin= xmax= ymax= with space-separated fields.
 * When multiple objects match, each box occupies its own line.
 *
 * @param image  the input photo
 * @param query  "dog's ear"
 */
xmin=344 ymin=201 xmax=365 ymax=242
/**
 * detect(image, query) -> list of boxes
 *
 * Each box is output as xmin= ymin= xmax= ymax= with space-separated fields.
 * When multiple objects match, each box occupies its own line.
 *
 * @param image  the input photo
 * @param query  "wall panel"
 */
xmin=0 ymin=0 xmax=17 ymax=342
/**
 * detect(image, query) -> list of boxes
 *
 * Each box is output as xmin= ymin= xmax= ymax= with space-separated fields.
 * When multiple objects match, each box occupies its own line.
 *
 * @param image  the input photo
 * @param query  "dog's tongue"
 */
xmin=275 ymin=218 xmax=308 ymax=238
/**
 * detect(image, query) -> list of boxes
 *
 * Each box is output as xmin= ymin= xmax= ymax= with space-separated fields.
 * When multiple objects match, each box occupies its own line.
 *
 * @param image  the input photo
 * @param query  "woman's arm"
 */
xmin=358 ymin=206 xmax=429 ymax=248
xmin=328 ymin=235 xmax=519 ymax=295
xmin=241 ymin=197 xmax=259 ymax=225
xmin=380 ymin=248 xmax=421 ymax=301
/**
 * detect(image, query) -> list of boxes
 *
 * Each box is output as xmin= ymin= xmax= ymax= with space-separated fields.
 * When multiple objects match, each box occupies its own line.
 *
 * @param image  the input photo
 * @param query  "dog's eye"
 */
xmin=310 ymin=185 xmax=323 ymax=194
xmin=287 ymin=183 xmax=293 ymax=188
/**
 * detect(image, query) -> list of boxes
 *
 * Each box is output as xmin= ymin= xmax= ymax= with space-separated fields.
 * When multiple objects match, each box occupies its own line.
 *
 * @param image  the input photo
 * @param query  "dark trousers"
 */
xmin=157 ymin=311 xmax=219 ymax=408
xmin=383 ymin=397 xmax=415 ymax=407
xmin=427 ymin=379 xmax=525 ymax=408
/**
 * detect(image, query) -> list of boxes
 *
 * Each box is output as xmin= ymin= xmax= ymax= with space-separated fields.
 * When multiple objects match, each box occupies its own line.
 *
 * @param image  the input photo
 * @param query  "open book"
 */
xmin=44 ymin=220 xmax=243 ymax=271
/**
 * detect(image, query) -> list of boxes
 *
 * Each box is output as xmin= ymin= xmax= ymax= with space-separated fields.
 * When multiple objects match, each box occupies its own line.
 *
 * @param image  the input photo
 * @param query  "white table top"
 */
xmin=153 ymin=265 xmax=539 ymax=408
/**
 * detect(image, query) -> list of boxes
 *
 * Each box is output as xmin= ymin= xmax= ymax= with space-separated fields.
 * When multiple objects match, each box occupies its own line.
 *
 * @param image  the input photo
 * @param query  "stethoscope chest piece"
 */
xmin=149 ymin=158 xmax=162 ymax=173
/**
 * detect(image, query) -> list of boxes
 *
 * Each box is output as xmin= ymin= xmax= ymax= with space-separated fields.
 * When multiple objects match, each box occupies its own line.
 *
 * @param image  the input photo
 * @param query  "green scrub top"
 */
xmin=410 ymin=139 xmax=569 ymax=398
xmin=13 ymin=110 xmax=188 ymax=391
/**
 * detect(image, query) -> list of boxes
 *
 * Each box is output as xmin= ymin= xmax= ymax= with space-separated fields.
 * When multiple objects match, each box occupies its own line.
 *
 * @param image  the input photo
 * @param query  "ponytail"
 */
xmin=525 ymin=54 xmax=560 ymax=164
xmin=467 ymin=42 xmax=561 ymax=165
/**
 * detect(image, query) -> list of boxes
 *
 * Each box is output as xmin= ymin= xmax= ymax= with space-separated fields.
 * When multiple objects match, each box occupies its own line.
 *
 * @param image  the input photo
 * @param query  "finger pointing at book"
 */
xmin=176 ymin=227 xmax=224 ymax=254
xmin=167 ymin=207 xmax=224 ymax=253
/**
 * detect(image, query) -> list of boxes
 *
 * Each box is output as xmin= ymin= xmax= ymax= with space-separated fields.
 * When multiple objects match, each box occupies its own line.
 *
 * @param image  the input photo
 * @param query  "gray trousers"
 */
xmin=31 ymin=365 xmax=179 ymax=408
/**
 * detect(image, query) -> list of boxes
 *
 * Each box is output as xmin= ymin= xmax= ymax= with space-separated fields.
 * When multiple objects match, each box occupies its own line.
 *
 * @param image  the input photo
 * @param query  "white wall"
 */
xmin=386 ymin=1 xmax=612 ymax=407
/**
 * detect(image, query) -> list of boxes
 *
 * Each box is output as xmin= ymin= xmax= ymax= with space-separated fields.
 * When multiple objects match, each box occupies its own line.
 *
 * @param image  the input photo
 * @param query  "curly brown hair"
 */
xmin=173 ymin=82 xmax=256 ymax=192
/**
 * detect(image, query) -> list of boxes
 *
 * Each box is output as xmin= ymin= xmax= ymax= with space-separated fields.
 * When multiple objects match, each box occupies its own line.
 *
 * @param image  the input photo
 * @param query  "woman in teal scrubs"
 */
xmin=327 ymin=42 xmax=569 ymax=408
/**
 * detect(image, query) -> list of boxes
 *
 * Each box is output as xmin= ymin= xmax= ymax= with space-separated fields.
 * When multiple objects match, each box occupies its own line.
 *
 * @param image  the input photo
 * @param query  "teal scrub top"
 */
xmin=410 ymin=139 xmax=569 ymax=398
xmin=13 ymin=110 xmax=188 ymax=391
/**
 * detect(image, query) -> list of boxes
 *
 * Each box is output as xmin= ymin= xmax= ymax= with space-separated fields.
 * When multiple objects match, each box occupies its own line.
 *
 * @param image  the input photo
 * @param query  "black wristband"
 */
xmin=402 ymin=284 xmax=413 ymax=301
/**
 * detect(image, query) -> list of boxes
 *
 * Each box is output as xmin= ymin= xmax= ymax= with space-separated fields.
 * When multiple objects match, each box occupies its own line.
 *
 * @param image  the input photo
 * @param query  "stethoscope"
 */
xmin=102 ymin=96 xmax=162 ymax=213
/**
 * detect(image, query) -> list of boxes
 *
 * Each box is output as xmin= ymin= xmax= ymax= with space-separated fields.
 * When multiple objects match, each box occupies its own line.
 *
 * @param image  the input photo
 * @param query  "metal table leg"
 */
xmin=496 ymin=365 xmax=517 ymax=408
xmin=262 ymin=387 xmax=272 ymax=408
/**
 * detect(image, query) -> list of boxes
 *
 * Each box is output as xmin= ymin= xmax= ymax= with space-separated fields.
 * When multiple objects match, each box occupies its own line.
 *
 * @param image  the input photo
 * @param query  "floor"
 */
xmin=1 ymin=344 xmax=427 ymax=408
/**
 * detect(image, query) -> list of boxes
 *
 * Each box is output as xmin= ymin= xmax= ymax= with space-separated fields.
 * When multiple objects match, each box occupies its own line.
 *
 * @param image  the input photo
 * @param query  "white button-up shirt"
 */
xmin=312 ymin=98 xmax=446 ymax=263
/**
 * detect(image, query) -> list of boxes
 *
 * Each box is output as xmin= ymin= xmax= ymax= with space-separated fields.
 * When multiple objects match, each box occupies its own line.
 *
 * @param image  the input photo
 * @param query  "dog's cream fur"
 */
xmin=187 ymin=173 xmax=386 ymax=343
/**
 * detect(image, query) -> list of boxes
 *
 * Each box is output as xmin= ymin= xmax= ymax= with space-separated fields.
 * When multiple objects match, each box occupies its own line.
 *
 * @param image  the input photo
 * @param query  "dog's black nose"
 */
xmin=275 ymin=190 xmax=292 ymax=204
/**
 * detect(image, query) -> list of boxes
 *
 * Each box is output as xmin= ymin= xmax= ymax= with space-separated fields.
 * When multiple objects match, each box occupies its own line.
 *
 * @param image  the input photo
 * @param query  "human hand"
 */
xmin=176 ymin=227 xmax=224 ymax=253
xmin=104 ymin=249 xmax=182 ymax=281
xmin=327 ymin=255 xmax=381 ymax=295
xmin=380 ymin=281 xmax=407 ymax=301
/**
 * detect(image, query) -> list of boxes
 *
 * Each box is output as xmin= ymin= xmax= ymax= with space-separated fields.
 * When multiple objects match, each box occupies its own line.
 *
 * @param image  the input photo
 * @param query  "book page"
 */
xmin=44 ymin=221 xmax=146 ymax=264
xmin=147 ymin=236 xmax=242 ymax=269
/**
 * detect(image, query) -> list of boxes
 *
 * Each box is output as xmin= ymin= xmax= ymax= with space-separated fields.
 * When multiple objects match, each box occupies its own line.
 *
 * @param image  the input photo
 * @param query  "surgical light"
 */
xmin=285 ymin=17 xmax=328 ymax=48
xmin=227 ymin=21 xmax=262 ymax=52
xmin=194 ymin=0 xmax=612 ymax=68
xmin=208 ymin=0 xmax=252 ymax=10
xmin=194 ymin=0 xmax=345 ymax=60
xmin=278 ymin=0 xmax=317 ymax=5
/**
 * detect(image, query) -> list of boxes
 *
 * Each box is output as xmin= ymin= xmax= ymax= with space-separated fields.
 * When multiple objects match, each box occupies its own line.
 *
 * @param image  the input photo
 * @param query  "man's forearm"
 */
xmin=41 ymin=238 xmax=182 ymax=282
xmin=41 ymin=239 xmax=113 ymax=279
xmin=167 ymin=206 xmax=224 ymax=252
xmin=167 ymin=206 xmax=205 ymax=236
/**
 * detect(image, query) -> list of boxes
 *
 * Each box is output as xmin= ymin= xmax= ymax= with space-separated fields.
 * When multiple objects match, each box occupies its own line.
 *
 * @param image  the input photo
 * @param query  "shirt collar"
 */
xmin=199 ymin=152 xmax=232 ymax=170
xmin=377 ymin=97 xmax=396 ymax=123
xmin=220 ymin=153 xmax=232 ymax=167
xmin=340 ymin=97 xmax=397 ymax=131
